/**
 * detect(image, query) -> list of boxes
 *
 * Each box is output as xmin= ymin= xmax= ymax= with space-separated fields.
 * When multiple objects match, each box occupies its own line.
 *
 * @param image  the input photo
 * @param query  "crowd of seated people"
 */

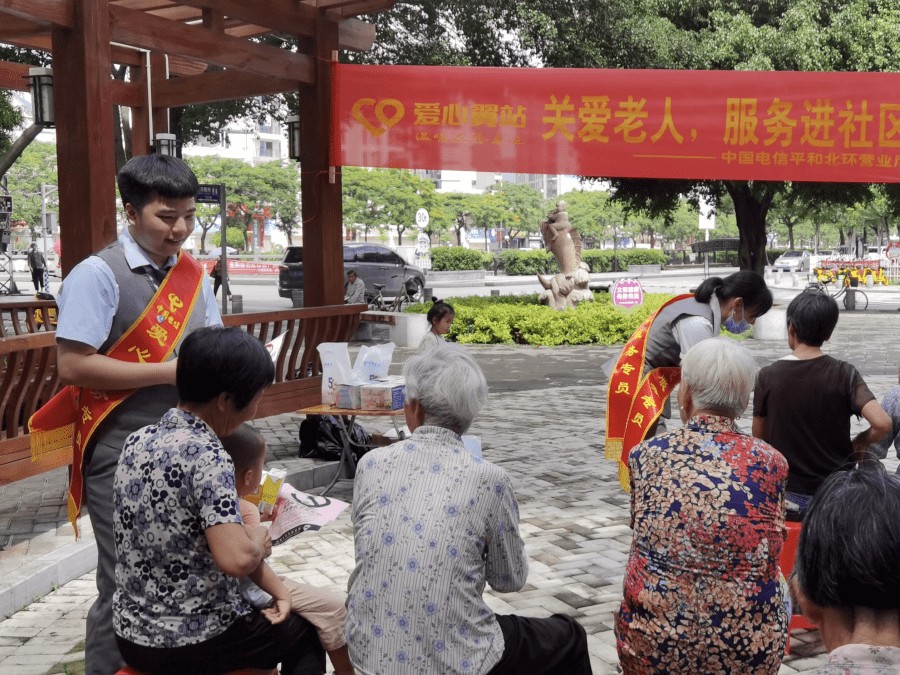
xmin=107 ymin=284 xmax=898 ymax=675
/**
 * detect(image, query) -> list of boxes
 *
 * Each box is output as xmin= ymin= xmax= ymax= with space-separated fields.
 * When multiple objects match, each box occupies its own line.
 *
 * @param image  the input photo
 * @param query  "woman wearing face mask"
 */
xmin=606 ymin=271 xmax=773 ymax=466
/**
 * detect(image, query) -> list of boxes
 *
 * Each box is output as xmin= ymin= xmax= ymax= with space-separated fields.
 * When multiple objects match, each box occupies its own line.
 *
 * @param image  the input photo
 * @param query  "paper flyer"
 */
xmin=268 ymin=483 xmax=349 ymax=545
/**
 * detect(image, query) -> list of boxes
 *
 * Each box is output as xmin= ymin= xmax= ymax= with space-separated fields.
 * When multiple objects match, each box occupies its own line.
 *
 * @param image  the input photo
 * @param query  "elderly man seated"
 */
xmin=345 ymin=344 xmax=592 ymax=675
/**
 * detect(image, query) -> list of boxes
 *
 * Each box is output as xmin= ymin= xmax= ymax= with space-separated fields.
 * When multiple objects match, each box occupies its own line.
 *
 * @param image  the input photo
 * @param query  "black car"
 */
xmin=278 ymin=242 xmax=426 ymax=302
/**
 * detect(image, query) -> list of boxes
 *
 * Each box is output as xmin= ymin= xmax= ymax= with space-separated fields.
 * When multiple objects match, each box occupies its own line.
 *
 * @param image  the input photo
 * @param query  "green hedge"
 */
xmin=430 ymin=246 xmax=669 ymax=274
xmin=431 ymin=247 xmax=493 ymax=271
xmin=580 ymin=249 xmax=668 ymax=272
xmin=406 ymin=293 xmax=672 ymax=345
xmin=496 ymin=249 xmax=558 ymax=275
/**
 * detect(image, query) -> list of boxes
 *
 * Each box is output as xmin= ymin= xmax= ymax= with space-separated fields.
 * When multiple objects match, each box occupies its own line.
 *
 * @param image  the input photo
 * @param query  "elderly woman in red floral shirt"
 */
xmin=616 ymin=337 xmax=788 ymax=675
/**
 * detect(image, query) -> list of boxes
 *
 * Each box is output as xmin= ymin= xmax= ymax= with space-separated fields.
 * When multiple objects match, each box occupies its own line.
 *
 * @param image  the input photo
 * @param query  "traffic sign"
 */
xmin=196 ymin=184 xmax=223 ymax=204
xmin=415 ymin=208 xmax=429 ymax=228
xmin=0 ymin=196 xmax=12 ymax=214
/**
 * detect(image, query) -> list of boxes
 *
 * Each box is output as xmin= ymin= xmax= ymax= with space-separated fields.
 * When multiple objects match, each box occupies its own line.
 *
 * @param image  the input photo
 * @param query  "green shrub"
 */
xmin=492 ymin=248 xmax=669 ymax=274
xmin=431 ymin=247 xmax=492 ymax=271
xmin=406 ymin=293 xmax=672 ymax=345
xmin=496 ymin=249 xmax=558 ymax=275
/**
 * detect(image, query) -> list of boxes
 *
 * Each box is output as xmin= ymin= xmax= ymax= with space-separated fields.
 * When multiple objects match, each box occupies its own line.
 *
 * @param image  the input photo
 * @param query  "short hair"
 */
xmin=221 ymin=423 xmax=266 ymax=474
xmin=680 ymin=337 xmax=758 ymax=418
xmin=117 ymin=154 xmax=199 ymax=212
xmin=694 ymin=271 xmax=773 ymax=319
xmin=347 ymin=269 xmax=357 ymax=277
xmin=177 ymin=326 xmax=275 ymax=410
xmin=796 ymin=467 xmax=900 ymax=611
xmin=787 ymin=292 xmax=839 ymax=347
xmin=426 ymin=299 xmax=454 ymax=326
xmin=402 ymin=343 xmax=487 ymax=435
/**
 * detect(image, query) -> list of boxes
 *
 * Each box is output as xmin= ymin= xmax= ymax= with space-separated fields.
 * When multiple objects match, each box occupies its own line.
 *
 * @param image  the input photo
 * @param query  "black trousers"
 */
xmin=487 ymin=613 xmax=593 ymax=675
xmin=116 ymin=611 xmax=326 ymax=675
xmin=31 ymin=268 xmax=44 ymax=291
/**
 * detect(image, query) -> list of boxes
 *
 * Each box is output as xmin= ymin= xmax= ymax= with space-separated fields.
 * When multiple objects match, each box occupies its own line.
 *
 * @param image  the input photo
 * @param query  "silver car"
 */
xmin=773 ymin=250 xmax=811 ymax=272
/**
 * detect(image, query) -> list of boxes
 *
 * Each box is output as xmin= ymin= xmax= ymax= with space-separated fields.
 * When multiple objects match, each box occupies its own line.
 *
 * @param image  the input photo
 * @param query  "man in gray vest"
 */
xmin=54 ymin=154 xmax=222 ymax=675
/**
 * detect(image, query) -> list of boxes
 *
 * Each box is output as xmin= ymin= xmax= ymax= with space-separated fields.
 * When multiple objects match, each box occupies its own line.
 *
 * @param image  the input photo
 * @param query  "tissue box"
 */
xmin=243 ymin=468 xmax=286 ymax=515
xmin=334 ymin=381 xmax=368 ymax=409
xmin=361 ymin=381 xmax=406 ymax=410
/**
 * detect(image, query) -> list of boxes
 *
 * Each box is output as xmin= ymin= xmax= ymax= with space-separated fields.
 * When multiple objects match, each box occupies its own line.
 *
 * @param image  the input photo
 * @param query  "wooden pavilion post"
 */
xmin=51 ymin=0 xmax=118 ymax=276
xmin=298 ymin=17 xmax=343 ymax=308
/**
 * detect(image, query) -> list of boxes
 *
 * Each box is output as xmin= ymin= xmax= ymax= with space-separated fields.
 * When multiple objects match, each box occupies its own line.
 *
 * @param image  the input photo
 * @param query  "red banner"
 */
xmin=199 ymin=260 xmax=281 ymax=275
xmin=332 ymin=65 xmax=900 ymax=183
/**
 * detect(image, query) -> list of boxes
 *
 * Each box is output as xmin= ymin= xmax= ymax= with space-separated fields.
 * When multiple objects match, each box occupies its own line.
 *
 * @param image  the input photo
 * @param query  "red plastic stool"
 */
xmin=778 ymin=520 xmax=818 ymax=654
xmin=116 ymin=668 xmax=276 ymax=675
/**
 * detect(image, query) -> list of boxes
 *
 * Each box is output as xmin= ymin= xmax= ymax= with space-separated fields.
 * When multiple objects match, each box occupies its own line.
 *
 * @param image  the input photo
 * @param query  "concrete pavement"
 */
xmin=2 ymin=275 xmax=900 ymax=674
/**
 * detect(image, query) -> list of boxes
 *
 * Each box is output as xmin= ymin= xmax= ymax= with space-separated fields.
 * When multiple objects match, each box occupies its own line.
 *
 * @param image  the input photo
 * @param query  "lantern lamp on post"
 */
xmin=153 ymin=133 xmax=177 ymax=157
xmin=28 ymin=68 xmax=54 ymax=128
xmin=286 ymin=115 xmax=301 ymax=161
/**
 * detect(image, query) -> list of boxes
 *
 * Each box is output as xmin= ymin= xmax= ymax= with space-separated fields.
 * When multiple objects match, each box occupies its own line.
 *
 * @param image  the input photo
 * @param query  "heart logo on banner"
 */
xmin=352 ymin=98 xmax=406 ymax=137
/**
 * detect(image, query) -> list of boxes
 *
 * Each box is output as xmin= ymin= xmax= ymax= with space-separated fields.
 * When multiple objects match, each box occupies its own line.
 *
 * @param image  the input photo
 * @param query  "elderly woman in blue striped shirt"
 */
xmin=345 ymin=344 xmax=592 ymax=675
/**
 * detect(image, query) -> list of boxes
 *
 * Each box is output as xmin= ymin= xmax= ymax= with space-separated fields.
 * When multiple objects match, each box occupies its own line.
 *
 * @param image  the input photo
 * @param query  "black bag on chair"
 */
xmin=298 ymin=415 xmax=372 ymax=462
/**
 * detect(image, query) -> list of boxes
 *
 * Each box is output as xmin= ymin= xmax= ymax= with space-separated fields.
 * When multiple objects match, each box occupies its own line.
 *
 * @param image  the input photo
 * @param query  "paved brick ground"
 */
xmin=2 ymin=296 xmax=900 ymax=673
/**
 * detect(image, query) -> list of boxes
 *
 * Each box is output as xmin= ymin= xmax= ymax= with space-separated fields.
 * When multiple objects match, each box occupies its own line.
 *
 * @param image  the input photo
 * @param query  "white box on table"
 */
xmin=361 ymin=380 xmax=406 ymax=410
xmin=334 ymin=380 xmax=369 ymax=409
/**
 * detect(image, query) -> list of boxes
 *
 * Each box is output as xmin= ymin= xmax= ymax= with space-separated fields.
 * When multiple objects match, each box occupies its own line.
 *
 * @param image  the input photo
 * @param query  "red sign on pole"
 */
xmin=332 ymin=65 xmax=900 ymax=183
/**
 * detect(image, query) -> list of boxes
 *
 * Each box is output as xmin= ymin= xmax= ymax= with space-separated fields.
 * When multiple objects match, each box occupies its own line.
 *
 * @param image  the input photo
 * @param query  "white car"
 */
xmin=773 ymin=250 xmax=811 ymax=272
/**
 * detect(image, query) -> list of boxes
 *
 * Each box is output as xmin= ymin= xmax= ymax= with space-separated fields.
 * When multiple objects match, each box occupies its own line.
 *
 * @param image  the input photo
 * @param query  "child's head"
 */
xmin=426 ymin=299 xmax=455 ymax=335
xmin=786 ymin=292 xmax=839 ymax=347
xmin=221 ymin=423 xmax=267 ymax=499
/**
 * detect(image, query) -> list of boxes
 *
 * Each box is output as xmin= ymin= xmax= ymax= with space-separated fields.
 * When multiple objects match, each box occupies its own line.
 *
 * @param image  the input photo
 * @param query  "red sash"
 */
xmin=605 ymin=294 xmax=692 ymax=491
xmin=29 ymin=251 xmax=204 ymax=536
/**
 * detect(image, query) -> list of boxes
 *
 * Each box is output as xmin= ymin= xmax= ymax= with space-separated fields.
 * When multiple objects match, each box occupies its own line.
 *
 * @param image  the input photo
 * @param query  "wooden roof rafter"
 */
xmin=0 ymin=0 xmax=392 ymax=79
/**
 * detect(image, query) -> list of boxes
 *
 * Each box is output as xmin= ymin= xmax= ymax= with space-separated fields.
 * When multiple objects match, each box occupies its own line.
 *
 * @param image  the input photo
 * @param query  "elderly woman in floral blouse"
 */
xmin=346 ymin=344 xmax=592 ymax=675
xmin=616 ymin=337 xmax=788 ymax=675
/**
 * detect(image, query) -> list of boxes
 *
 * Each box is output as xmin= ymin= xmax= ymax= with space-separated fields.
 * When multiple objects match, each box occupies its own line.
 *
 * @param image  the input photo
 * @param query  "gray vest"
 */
xmin=644 ymin=296 xmax=714 ymax=372
xmin=89 ymin=241 xmax=207 ymax=456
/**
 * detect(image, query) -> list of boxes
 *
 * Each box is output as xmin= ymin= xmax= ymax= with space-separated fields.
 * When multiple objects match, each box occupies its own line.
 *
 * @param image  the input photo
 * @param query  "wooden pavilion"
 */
xmin=0 ymin=0 xmax=395 ymax=306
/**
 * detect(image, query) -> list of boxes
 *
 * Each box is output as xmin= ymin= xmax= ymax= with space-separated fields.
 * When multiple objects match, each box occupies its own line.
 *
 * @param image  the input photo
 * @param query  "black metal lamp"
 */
xmin=286 ymin=115 xmax=301 ymax=160
xmin=153 ymin=133 xmax=177 ymax=156
xmin=28 ymin=68 xmax=54 ymax=128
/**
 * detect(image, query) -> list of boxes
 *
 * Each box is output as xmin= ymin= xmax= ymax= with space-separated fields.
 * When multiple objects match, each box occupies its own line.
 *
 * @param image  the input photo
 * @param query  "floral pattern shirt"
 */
xmin=870 ymin=386 xmax=900 ymax=460
xmin=816 ymin=645 xmax=900 ymax=674
xmin=615 ymin=415 xmax=789 ymax=675
xmin=346 ymin=426 xmax=528 ymax=675
xmin=112 ymin=408 xmax=250 ymax=647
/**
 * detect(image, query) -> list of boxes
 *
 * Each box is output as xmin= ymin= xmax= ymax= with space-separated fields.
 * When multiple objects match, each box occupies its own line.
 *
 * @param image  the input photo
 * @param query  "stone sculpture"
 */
xmin=538 ymin=200 xmax=594 ymax=310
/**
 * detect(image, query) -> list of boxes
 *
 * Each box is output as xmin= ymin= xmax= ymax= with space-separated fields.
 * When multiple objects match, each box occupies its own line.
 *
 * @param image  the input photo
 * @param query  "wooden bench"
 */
xmin=0 ymin=299 xmax=57 ymax=337
xmin=223 ymin=305 xmax=362 ymax=417
xmin=0 ymin=304 xmax=362 ymax=485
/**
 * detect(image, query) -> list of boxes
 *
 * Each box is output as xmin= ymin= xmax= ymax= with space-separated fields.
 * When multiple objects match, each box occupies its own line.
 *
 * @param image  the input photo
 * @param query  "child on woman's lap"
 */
xmin=222 ymin=425 xmax=354 ymax=675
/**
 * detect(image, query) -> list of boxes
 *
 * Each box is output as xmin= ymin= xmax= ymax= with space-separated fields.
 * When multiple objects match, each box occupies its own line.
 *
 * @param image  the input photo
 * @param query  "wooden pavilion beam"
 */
xmin=154 ymin=70 xmax=296 ymax=108
xmin=0 ymin=0 xmax=73 ymax=27
xmin=108 ymin=4 xmax=315 ymax=82
xmin=174 ymin=0 xmax=376 ymax=51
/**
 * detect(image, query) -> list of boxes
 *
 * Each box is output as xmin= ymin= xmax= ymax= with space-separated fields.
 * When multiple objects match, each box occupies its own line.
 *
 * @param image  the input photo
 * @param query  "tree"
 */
xmin=185 ymin=156 xmax=300 ymax=249
xmin=210 ymin=227 xmax=246 ymax=251
xmin=359 ymin=0 xmax=899 ymax=272
xmin=5 ymin=141 xmax=58 ymax=236
xmin=441 ymin=192 xmax=479 ymax=244
xmin=484 ymin=181 xmax=544 ymax=239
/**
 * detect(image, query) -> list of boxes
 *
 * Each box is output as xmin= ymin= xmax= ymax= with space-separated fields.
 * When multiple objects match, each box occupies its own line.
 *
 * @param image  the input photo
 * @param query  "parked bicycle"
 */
xmin=368 ymin=275 xmax=421 ymax=312
xmin=804 ymin=278 xmax=868 ymax=310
